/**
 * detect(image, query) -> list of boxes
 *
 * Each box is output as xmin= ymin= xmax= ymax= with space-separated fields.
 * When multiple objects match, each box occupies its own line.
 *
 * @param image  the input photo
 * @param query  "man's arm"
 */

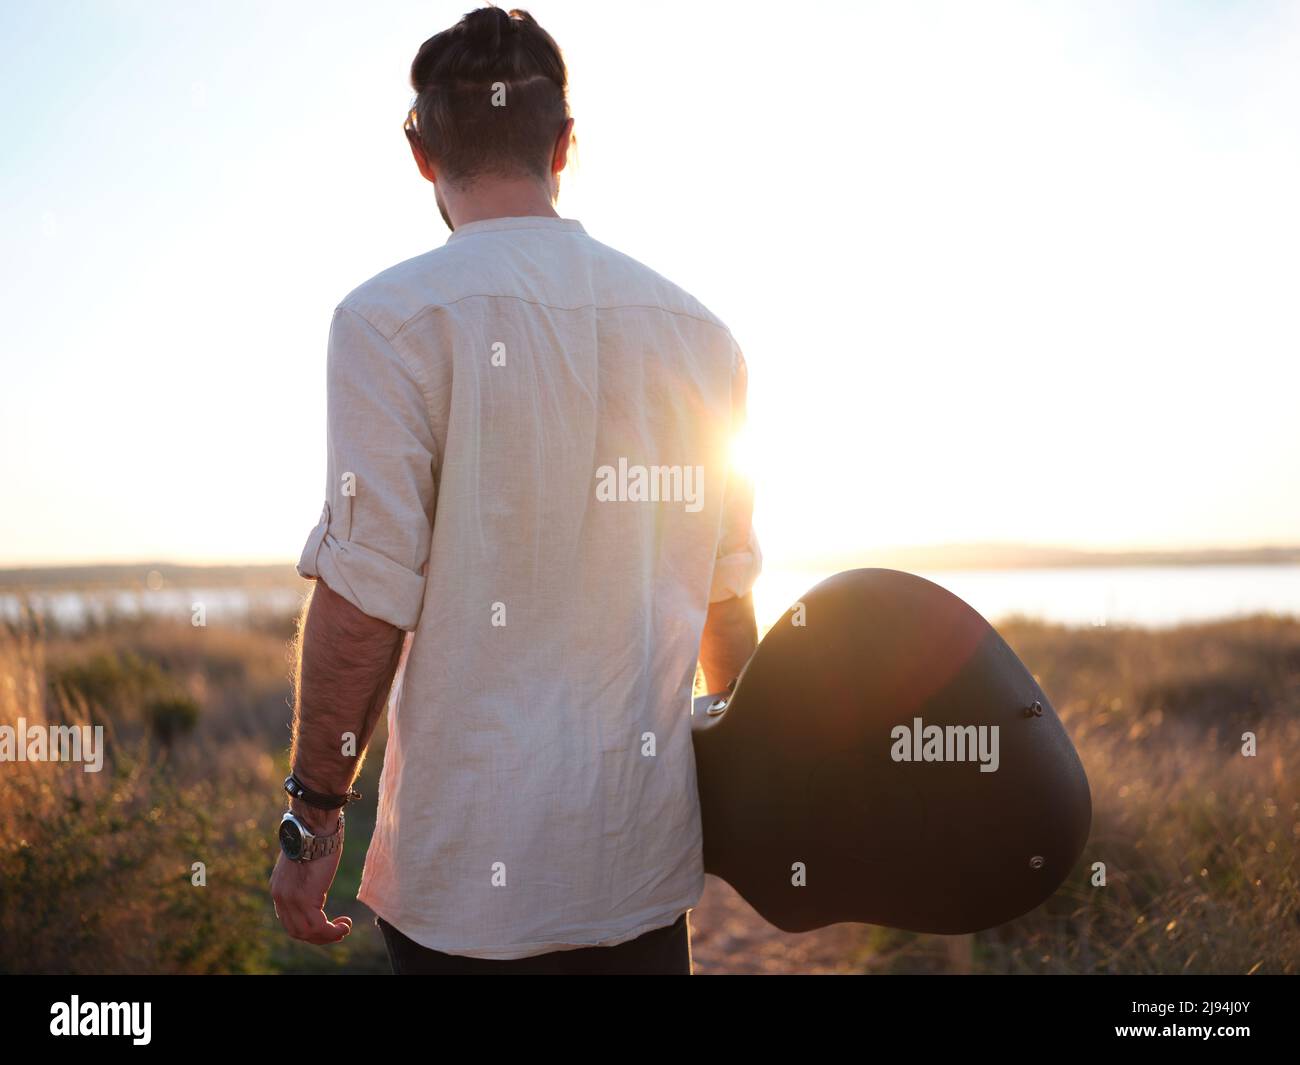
xmin=290 ymin=579 xmax=406 ymax=821
xmin=700 ymin=592 xmax=757 ymax=693
xmin=699 ymin=343 xmax=761 ymax=692
xmin=270 ymin=579 xmax=406 ymax=946
xmin=272 ymin=305 xmax=438 ymax=946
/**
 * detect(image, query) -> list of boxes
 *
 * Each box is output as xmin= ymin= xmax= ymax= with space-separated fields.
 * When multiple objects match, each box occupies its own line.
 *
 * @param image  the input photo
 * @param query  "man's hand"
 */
xmin=270 ymin=836 xmax=353 ymax=946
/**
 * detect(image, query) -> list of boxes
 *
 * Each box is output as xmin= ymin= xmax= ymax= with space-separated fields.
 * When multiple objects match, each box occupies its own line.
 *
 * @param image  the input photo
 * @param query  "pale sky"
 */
xmin=2 ymin=0 xmax=1298 ymax=568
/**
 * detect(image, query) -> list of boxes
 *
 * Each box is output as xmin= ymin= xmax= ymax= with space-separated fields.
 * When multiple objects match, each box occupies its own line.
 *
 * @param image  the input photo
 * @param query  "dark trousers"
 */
xmin=377 ymin=911 xmax=693 ymax=975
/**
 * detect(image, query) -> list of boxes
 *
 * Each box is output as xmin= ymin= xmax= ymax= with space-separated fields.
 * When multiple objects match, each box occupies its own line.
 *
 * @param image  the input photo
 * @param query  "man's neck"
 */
xmin=444 ymin=177 xmax=559 ymax=229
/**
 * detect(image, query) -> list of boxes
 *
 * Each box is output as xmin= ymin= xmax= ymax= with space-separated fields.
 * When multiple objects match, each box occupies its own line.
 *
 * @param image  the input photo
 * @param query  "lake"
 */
xmin=753 ymin=564 xmax=1300 ymax=630
xmin=3 ymin=564 xmax=1299 ymax=631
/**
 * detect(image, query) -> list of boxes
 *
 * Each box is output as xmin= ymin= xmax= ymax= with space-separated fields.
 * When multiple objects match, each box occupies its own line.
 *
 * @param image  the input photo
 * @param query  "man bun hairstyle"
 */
xmin=409 ymin=6 xmax=569 ymax=185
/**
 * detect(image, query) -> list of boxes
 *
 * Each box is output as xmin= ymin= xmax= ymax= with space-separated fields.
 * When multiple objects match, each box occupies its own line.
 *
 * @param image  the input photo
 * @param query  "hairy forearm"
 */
xmin=699 ymin=592 xmax=758 ymax=693
xmin=289 ymin=580 xmax=406 ymax=826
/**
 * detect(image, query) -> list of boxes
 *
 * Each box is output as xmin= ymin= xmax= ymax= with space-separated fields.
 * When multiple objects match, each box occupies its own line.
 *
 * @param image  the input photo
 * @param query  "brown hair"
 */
xmin=409 ymin=6 xmax=569 ymax=185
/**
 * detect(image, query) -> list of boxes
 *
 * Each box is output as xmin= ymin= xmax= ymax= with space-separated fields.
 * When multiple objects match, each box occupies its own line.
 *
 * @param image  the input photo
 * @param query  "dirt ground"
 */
xmin=688 ymin=875 xmax=871 ymax=975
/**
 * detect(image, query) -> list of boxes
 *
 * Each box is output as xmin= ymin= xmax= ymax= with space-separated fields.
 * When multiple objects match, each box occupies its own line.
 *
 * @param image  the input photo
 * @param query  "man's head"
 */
xmin=405 ymin=6 xmax=573 ymax=230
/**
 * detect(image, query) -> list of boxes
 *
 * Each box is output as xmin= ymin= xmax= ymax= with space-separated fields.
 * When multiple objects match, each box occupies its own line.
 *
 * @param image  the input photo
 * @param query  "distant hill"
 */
xmin=804 ymin=543 xmax=1300 ymax=573
xmin=2 ymin=544 xmax=1299 ymax=590
xmin=0 ymin=562 xmax=301 ymax=591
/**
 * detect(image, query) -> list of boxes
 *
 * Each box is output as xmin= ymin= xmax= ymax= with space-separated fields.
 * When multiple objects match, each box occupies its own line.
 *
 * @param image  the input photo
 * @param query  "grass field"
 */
xmin=1 ymin=604 xmax=1296 ymax=974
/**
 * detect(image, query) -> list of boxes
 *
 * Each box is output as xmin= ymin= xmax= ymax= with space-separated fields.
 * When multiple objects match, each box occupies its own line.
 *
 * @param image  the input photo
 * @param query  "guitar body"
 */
xmin=691 ymin=568 xmax=1091 ymax=934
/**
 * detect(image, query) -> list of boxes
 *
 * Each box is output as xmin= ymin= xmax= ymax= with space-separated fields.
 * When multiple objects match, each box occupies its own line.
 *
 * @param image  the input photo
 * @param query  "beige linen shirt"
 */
xmin=297 ymin=215 xmax=761 ymax=959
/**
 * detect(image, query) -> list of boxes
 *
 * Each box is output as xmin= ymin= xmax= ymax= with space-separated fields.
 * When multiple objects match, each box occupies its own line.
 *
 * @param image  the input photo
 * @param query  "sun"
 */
xmin=728 ymin=424 xmax=758 ymax=482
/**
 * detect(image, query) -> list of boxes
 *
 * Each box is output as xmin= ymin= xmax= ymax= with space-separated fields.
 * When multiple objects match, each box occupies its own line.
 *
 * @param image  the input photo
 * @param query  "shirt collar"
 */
xmin=447 ymin=216 xmax=586 ymax=242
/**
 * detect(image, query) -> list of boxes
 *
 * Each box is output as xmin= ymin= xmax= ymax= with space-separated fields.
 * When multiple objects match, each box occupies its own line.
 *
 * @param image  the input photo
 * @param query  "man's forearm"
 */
xmin=699 ymin=592 xmax=758 ymax=693
xmin=289 ymin=580 xmax=406 ymax=828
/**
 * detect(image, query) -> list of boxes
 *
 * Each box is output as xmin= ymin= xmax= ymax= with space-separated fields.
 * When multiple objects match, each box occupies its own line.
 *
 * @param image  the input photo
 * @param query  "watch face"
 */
xmin=279 ymin=818 xmax=304 ymax=860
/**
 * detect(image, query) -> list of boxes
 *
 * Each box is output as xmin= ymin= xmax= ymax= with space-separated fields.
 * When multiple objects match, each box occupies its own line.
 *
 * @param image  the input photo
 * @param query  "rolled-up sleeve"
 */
xmin=709 ymin=345 xmax=763 ymax=603
xmin=297 ymin=306 xmax=438 ymax=631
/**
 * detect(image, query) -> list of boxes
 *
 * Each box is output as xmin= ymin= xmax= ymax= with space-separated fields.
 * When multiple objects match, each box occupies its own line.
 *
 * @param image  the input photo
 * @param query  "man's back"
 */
xmin=298 ymin=216 xmax=748 ymax=958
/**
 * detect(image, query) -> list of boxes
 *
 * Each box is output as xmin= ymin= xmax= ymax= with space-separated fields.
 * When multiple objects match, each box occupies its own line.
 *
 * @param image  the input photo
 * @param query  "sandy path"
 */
xmin=688 ymin=875 xmax=872 ymax=975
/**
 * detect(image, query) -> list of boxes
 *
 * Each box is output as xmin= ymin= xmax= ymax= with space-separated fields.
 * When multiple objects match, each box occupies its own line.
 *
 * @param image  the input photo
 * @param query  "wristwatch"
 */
xmin=278 ymin=810 xmax=344 ymax=862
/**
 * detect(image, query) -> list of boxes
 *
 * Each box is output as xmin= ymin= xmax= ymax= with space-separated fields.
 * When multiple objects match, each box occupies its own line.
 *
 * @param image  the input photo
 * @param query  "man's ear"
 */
xmin=407 ymin=134 xmax=437 ymax=184
xmin=551 ymin=117 xmax=575 ymax=175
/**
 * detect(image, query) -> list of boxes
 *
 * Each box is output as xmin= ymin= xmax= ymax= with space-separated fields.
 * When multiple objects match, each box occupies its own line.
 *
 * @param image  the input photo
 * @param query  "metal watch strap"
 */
xmin=300 ymin=814 xmax=344 ymax=861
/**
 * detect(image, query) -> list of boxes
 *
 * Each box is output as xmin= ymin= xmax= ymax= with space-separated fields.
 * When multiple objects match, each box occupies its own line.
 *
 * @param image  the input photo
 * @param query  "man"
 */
xmin=270 ymin=6 xmax=761 ymax=975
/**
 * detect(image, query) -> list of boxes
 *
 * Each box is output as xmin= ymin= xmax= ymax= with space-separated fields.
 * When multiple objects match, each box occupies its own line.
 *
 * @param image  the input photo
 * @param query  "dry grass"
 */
xmin=2 ymin=610 xmax=1296 ymax=974
xmin=0 ymin=629 xmax=282 ymax=972
xmin=969 ymin=616 xmax=1300 ymax=975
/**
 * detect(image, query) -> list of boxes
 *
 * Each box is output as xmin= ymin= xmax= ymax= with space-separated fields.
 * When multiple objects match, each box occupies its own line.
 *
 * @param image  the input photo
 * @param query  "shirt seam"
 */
xmin=381 ymin=294 xmax=735 ymax=348
xmin=333 ymin=305 xmax=444 ymax=474
xmin=333 ymin=305 xmax=432 ymax=394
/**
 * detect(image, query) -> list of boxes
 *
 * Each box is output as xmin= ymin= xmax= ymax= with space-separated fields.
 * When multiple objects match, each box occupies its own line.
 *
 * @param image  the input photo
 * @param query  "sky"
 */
xmin=1 ymin=0 xmax=1298 ymax=568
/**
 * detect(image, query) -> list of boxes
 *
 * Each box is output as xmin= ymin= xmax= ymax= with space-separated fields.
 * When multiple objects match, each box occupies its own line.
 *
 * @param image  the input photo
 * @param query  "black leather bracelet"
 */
xmin=284 ymin=772 xmax=361 ymax=811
